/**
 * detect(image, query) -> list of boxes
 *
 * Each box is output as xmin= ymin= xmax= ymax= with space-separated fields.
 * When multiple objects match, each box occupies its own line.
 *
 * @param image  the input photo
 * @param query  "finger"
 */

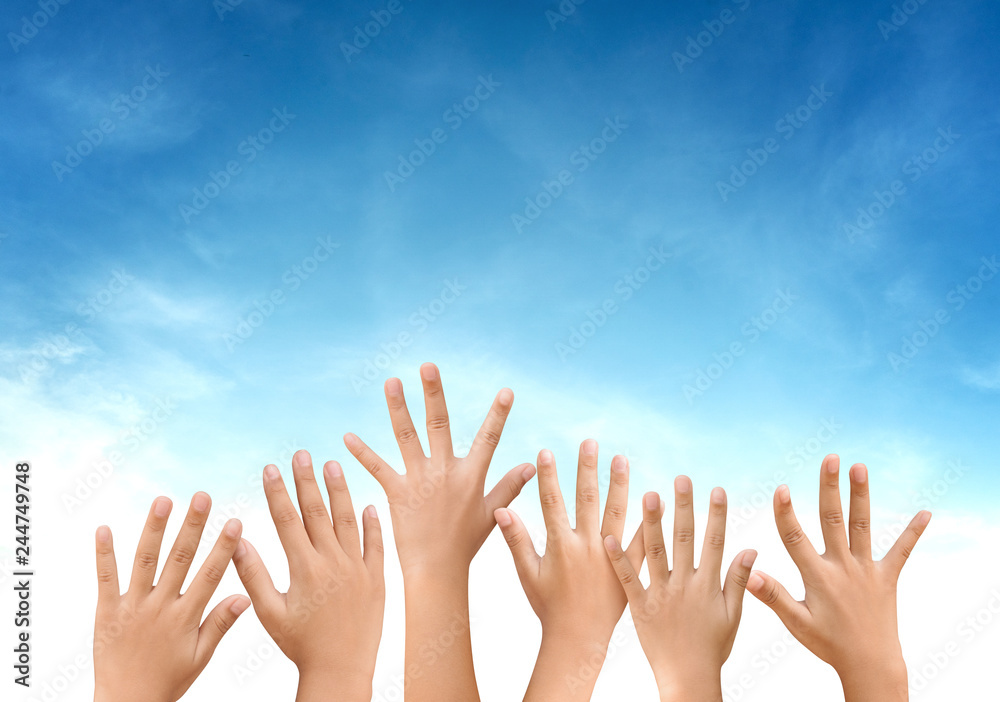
xmin=883 ymin=510 xmax=932 ymax=579
xmin=262 ymin=465 xmax=312 ymax=565
xmin=362 ymin=506 xmax=384 ymax=581
xmin=420 ymin=362 xmax=454 ymax=458
xmin=95 ymin=526 xmax=119 ymax=604
xmin=643 ymin=492 xmax=669 ymax=582
xmin=467 ymin=387 xmax=514 ymax=468
xmin=158 ymin=492 xmax=213 ymax=595
xmin=723 ymin=549 xmax=757 ymax=624
xmin=673 ymin=476 xmax=696 ymax=574
xmin=575 ymin=439 xmax=601 ymax=534
xmin=129 ymin=496 xmax=172 ymax=593
xmin=848 ymin=463 xmax=872 ymax=560
xmin=536 ymin=450 xmax=570 ymax=533
xmin=604 ymin=535 xmax=646 ymax=602
xmin=384 ymin=377 xmax=426 ymax=464
xmin=485 ymin=463 xmax=537 ymax=514
xmin=231 ymin=539 xmax=283 ymax=618
xmin=186 ymin=518 xmax=242 ymax=612
xmin=818 ymin=454 xmax=848 ymax=556
xmin=195 ymin=594 xmax=251 ymax=666
xmin=344 ymin=432 xmax=402 ymax=495
xmin=699 ymin=487 xmax=727 ymax=576
xmin=773 ymin=485 xmax=819 ymax=574
xmin=292 ymin=450 xmax=336 ymax=553
xmin=624 ymin=517 xmax=645 ymax=572
xmin=324 ymin=461 xmax=361 ymax=557
xmin=494 ymin=508 xmax=541 ymax=587
xmin=745 ymin=570 xmax=811 ymax=635
xmin=601 ymin=455 xmax=629 ymax=541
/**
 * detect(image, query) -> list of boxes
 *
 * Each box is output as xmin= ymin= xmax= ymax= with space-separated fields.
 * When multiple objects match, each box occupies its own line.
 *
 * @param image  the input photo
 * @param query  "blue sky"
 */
xmin=1 ymin=0 xmax=998 ymax=520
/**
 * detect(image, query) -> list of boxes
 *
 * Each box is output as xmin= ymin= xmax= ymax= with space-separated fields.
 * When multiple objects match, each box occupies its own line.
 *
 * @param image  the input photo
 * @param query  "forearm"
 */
xmin=403 ymin=566 xmax=479 ymax=702
xmin=655 ymin=667 xmax=723 ymax=702
xmin=524 ymin=633 xmax=608 ymax=701
xmin=839 ymin=657 xmax=909 ymax=702
xmin=295 ymin=669 xmax=373 ymax=702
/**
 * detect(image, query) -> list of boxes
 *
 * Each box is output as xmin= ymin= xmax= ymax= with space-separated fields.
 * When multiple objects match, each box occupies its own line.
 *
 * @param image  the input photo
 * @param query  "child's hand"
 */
xmin=344 ymin=362 xmax=535 ymax=577
xmin=745 ymin=455 xmax=931 ymax=702
xmin=344 ymin=362 xmax=534 ymax=701
xmin=232 ymin=450 xmax=384 ymax=701
xmin=93 ymin=494 xmax=250 ymax=702
xmin=604 ymin=477 xmax=757 ymax=702
xmin=494 ymin=442 xmax=645 ymax=700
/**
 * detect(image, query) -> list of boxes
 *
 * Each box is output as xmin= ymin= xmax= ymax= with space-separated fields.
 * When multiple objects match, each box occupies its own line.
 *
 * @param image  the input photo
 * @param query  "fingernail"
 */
xmin=154 ymin=497 xmax=171 ymax=518
xmin=521 ymin=464 xmax=536 ymax=481
xmin=741 ymin=550 xmax=757 ymax=567
xmin=582 ymin=439 xmax=597 ymax=456
xmin=851 ymin=465 xmax=867 ymax=483
xmin=421 ymin=363 xmax=438 ymax=380
xmin=676 ymin=476 xmax=691 ymax=494
xmin=386 ymin=378 xmax=402 ymax=396
xmin=96 ymin=525 xmax=111 ymax=543
xmin=230 ymin=598 xmax=251 ymax=616
xmin=233 ymin=540 xmax=247 ymax=559
xmin=497 ymin=388 xmax=513 ymax=407
xmin=604 ymin=535 xmax=619 ymax=552
xmin=264 ymin=465 xmax=279 ymax=481
xmin=224 ymin=519 xmax=241 ymax=538
xmin=777 ymin=485 xmax=791 ymax=505
xmin=325 ymin=461 xmax=343 ymax=479
xmin=826 ymin=457 xmax=838 ymax=474
xmin=192 ymin=492 xmax=210 ymax=512
xmin=366 ymin=505 xmax=378 ymax=520
xmin=747 ymin=573 xmax=764 ymax=591
xmin=710 ymin=487 xmax=725 ymax=505
xmin=611 ymin=456 xmax=627 ymax=473
xmin=539 ymin=449 xmax=553 ymax=465
xmin=644 ymin=492 xmax=659 ymax=511
xmin=919 ymin=511 xmax=932 ymax=526
xmin=495 ymin=509 xmax=512 ymax=528
xmin=294 ymin=450 xmax=310 ymax=467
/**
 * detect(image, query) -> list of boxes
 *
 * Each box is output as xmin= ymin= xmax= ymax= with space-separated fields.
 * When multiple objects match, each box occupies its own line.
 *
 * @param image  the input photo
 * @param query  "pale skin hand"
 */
xmin=604 ymin=477 xmax=756 ymax=702
xmin=343 ymin=362 xmax=535 ymax=702
xmin=745 ymin=454 xmax=932 ymax=702
xmin=231 ymin=450 xmax=384 ymax=702
xmin=494 ymin=441 xmax=645 ymax=701
xmin=93 ymin=493 xmax=250 ymax=702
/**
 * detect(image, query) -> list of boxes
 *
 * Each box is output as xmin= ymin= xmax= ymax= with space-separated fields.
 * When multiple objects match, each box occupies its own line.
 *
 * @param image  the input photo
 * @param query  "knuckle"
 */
xmin=647 ymin=543 xmax=667 ymax=561
xmin=302 ymin=503 xmax=329 ymax=521
xmin=821 ymin=510 xmax=844 ymax=527
xmin=851 ymin=518 xmax=871 ymax=534
xmin=426 ymin=414 xmax=450 ymax=432
xmin=729 ymin=568 xmax=749 ymax=589
xmin=274 ymin=508 xmax=300 ymax=528
xmin=335 ymin=512 xmax=358 ymax=531
xmin=201 ymin=562 xmax=226 ymax=585
xmin=762 ymin=581 xmax=781 ymax=605
xmin=540 ymin=491 xmax=562 ymax=508
xmin=605 ymin=504 xmax=626 ymax=522
xmin=782 ymin=527 xmax=807 ymax=547
xmin=395 ymin=426 xmax=419 ymax=445
xmin=169 ymin=545 xmax=196 ymax=568
xmin=97 ymin=567 xmax=117 ymax=584
xmin=674 ymin=527 xmax=695 ymax=545
xmin=705 ymin=532 xmax=726 ymax=549
xmin=577 ymin=487 xmax=600 ymax=505
xmin=135 ymin=551 xmax=158 ymax=572
xmin=477 ymin=427 xmax=502 ymax=448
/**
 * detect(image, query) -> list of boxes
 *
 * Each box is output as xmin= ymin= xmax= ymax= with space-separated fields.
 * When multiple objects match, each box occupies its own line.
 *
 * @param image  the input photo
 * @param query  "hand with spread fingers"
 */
xmin=343 ymin=362 xmax=535 ymax=702
xmin=93 ymin=493 xmax=250 ymax=702
xmin=231 ymin=450 xmax=384 ymax=702
xmin=604 ymin=477 xmax=757 ymax=702
xmin=494 ymin=441 xmax=645 ymax=701
xmin=745 ymin=454 xmax=932 ymax=702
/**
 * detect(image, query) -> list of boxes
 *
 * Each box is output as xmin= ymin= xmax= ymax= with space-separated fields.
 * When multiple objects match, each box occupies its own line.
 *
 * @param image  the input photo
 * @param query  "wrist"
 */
xmin=837 ymin=656 xmax=908 ymax=702
xmin=655 ymin=668 xmax=723 ymax=702
xmin=296 ymin=667 xmax=373 ymax=702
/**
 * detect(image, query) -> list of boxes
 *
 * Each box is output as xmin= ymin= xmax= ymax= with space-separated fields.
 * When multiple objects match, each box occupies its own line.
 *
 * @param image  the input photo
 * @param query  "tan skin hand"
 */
xmin=605 ymin=477 xmax=757 ymax=702
xmin=94 ymin=493 xmax=250 ymax=702
xmin=494 ymin=442 xmax=646 ymax=701
xmin=231 ymin=450 xmax=384 ymax=702
xmin=343 ymin=362 xmax=535 ymax=702
xmin=746 ymin=455 xmax=931 ymax=702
